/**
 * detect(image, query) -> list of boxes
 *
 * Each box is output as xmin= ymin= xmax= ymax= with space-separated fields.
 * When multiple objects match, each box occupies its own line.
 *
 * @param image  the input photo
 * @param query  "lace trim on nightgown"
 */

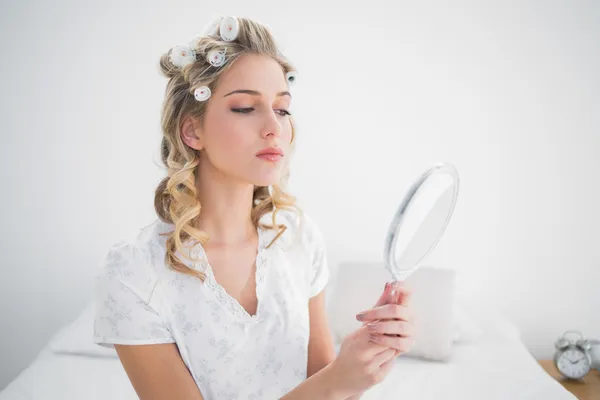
xmin=188 ymin=226 xmax=274 ymax=322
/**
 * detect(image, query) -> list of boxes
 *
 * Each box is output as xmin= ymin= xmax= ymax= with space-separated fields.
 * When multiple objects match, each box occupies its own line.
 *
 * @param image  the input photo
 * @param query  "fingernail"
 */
xmin=366 ymin=322 xmax=377 ymax=331
xmin=385 ymin=282 xmax=390 ymax=291
xmin=356 ymin=313 xmax=366 ymax=321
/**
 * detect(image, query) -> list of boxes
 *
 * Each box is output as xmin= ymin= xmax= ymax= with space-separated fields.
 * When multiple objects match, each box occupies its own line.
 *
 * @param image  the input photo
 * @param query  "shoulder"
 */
xmin=264 ymin=210 xmax=327 ymax=267
xmin=95 ymin=219 xmax=168 ymax=302
xmin=267 ymin=209 xmax=325 ymax=247
xmin=270 ymin=210 xmax=330 ymax=297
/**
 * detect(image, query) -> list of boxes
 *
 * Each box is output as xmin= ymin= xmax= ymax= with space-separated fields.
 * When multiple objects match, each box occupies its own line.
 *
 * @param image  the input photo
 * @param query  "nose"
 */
xmin=260 ymin=110 xmax=282 ymax=139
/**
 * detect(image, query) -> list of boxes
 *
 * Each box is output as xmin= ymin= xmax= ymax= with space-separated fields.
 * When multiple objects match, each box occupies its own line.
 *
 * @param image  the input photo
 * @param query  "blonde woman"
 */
xmin=93 ymin=15 xmax=414 ymax=400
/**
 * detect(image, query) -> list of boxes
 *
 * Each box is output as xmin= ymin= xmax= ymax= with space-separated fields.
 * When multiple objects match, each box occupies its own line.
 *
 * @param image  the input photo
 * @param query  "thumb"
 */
xmin=361 ymin=282 xmax=397 ymax=327
xmin=373 ymin=282 xmax=393 ymax=308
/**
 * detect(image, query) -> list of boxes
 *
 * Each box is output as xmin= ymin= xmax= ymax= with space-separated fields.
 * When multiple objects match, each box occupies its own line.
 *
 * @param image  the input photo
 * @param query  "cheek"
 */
xmin=207 ymin=117 xmax=253 ymax=155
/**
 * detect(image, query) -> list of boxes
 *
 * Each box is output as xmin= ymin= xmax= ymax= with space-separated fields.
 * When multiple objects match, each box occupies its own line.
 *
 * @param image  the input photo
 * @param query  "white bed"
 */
xmin=0 ymin=304 xmax=577 ymax=400
xmin=362 ymin=334 xmax=577 ymax=399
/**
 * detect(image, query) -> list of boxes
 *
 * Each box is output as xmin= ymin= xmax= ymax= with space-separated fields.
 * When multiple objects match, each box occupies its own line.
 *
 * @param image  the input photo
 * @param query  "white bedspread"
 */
xmin=362 ymin=338 xmax=576 ymax=399
xmin=1 ymin=337 xmax=576 ymax=400
xmin=0 ymin=300 xmax=578 ymax=400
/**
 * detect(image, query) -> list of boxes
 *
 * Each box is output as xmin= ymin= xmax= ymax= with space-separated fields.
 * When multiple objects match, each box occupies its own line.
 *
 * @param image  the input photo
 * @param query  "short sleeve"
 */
xmin=93 ymin=240 xmax=176 ymax=348
xmin=304 ymin=215 xmax=330 ymax=298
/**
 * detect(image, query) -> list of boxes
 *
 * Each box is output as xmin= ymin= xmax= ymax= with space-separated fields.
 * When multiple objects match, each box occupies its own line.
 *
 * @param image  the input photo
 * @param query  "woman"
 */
xmin=94 ymin=15 xmax=414 ymax=400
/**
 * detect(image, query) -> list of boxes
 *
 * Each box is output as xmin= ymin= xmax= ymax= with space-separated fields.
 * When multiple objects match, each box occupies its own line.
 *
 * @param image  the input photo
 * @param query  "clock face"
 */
xmin=556 ymin=348 xmax=590 ymax=379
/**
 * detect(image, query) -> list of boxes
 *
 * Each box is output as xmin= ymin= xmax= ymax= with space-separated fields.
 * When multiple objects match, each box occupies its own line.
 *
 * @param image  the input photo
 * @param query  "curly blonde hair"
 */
xmin=154 ymin=16 xmax=300 ymax=281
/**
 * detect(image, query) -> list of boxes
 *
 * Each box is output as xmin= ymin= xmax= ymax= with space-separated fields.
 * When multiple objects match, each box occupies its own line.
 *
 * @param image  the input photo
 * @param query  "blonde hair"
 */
xmin=154 ymin=17 xmax=300 ymax=281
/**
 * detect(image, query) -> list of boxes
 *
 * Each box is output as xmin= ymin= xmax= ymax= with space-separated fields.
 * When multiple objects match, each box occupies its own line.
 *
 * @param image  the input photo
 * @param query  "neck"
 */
xmin=194 ymin=159 xmax=256 ymax=246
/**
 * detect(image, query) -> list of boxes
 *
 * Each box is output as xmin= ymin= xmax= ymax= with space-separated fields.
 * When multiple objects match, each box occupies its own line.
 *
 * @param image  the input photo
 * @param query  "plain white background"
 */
xmin=0 ymin=0 xmax=598 ymax=390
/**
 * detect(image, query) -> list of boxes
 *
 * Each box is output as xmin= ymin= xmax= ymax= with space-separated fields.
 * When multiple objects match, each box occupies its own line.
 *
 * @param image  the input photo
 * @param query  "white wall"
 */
xmin=1 ymin=0 xmax=599 ymax=390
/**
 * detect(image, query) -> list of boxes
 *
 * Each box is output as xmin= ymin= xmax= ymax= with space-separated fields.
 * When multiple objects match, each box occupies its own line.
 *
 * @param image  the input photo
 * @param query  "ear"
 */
xmin=180 ymin=115 xmax=204 ymax=151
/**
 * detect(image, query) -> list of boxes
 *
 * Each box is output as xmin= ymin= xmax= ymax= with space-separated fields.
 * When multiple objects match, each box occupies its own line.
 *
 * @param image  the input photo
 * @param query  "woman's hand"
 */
xmin=357 ymin=281 xmax=414 ymax=357
xmin=328 ymin=282 xmax=414 ymax=399
xmin=329 ymin=323 xmax=397 ymax=398
xmin=343 ymin=282 xmax=414 ymax=399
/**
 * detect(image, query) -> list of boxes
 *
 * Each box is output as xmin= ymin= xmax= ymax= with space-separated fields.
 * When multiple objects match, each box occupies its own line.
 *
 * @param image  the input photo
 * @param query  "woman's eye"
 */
xmin=276 ymin=109 xmax=292 ymax=116
xmin=231 ymin=107 xmax=254 ymax=114
xmin=231 ymin=108 xmax=291 ymax=116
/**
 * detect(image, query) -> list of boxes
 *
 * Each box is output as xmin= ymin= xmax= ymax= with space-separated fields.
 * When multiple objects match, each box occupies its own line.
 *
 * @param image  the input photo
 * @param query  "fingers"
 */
xmin=369 ymin=334 xmax=414 ymax=353
xmin=395 ymin=283 xmax=412 ymax=306
xmin=362 ymin=282 xmax=412 ymax=327
xmin=373 ymin=283 xmax=393 ymax=308
xmin=365 ymin=320 xmax=412 ymax=337
xmin=358 ymin=283 xmax=414 ymax=359
xmin=384 ymin=281 xmax=406 ymax=305
xmin=350 ymin=324 xmax=387 ymax=356
xmin=373 ymin=281 xmax=411 ymax=307
xmin=371 ymin=347 xmax=397 ymax=367
xmin=378 ymin=351 xmax=398 ymax=374
xmin=356 ymin=303 xmax=412 ymax=323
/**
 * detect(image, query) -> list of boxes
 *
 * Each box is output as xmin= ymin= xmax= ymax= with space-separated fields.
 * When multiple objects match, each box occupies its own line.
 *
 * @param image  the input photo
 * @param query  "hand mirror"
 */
xmin=383 ymin=162 xmax=460 ymax=282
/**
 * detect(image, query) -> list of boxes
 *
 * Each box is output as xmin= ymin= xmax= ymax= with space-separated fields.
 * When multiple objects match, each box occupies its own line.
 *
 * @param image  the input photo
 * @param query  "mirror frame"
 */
xmin=383 ymin=162 xmax=460 ymax=280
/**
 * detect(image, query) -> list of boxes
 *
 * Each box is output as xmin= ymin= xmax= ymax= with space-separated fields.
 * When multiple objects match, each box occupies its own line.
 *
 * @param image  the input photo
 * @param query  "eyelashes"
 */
xmin=231 ymin=107 xmax=292 ymax=116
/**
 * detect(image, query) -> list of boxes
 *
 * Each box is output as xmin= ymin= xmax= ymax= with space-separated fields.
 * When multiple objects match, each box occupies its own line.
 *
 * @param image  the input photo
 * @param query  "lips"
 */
xmin=256 ymin=153 xmax=283 ymax=162
xmin=256 ymin=147 xmax=284 ymax=157
xmin=256 ymin=147 xmax=284 ymax=162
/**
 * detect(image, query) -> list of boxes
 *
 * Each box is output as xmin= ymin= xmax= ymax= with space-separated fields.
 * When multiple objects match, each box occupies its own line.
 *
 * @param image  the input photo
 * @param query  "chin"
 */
xmin=250 ymin=173 xmax=281 ymax=188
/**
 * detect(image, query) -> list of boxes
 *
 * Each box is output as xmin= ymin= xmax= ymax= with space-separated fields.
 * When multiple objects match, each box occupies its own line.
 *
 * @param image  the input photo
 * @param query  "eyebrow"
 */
xmin=223 ymin=89 xmax=292 ymax=98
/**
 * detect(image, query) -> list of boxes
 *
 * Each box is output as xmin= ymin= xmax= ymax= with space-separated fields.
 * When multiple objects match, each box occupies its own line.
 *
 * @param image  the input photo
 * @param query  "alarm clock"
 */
xmin=554 ymin=330 xmax=593 ymax=380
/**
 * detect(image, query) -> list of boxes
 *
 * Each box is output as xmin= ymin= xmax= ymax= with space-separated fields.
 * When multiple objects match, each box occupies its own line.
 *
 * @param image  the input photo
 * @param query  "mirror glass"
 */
xmin=383 ymin=163 xmax=460 ymax=281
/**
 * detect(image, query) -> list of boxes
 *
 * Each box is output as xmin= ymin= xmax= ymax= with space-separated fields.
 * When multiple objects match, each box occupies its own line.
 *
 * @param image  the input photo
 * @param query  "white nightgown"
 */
xmin=93 ymin=211 xmax=330 ymax=399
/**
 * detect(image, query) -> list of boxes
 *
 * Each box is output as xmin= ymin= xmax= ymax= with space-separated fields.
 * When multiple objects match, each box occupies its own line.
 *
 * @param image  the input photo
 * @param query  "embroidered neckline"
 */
xmin=188 ymin=225 xmax=275 ymax=322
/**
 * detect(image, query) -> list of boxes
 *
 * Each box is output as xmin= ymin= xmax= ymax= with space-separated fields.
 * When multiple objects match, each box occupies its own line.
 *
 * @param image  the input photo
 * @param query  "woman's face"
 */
xmin=191 ymin=53 xmax=293 ymax=187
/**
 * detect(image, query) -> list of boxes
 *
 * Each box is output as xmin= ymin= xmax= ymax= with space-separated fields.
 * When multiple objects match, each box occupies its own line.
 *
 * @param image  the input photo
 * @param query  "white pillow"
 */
xmin=327 ymin=262 xmax=458 ymax=361
xmin=48 ymin=302 xmax=118 ymax=358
